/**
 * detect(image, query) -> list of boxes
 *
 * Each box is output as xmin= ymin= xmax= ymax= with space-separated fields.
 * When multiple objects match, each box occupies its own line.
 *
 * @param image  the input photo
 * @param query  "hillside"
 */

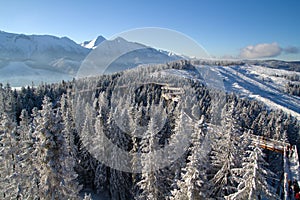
xmin=0 ymin=60 xmax=299 ymax=199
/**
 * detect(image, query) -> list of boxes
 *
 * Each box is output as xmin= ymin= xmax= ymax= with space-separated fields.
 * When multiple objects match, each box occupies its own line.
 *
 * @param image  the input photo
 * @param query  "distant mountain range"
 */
xmin=0 ymin=30 xmax=299 ymax=87
xmin=0 ymin=31 xmax=182 ymax=86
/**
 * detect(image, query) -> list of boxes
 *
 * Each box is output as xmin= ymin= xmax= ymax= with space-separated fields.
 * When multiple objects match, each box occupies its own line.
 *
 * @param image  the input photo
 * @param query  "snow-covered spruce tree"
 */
xmin=60 ymin=94 xmax=78 ymax=159
xmin=0 ymin=110 xmax=35 ymax=199
xmin=171 ymin=114 xmax=210 ymax=200
xmin=250 ymin=110 xmax=267 ymax=136
xmin=106 ymin=108 xmax=132 ymax=200
xmin=91 ymin=92 xmax=111 ymax=194
xmin=130 ymin=105 xmax=152 ymax=197
xmin=167 ymin=107 xmax=189 ymax=196
xmin=34 ymin=96 xmax=81 ymax=200
xmin=0 ymin=83 xmax=5 ymax=114
xmin=60 ymin=98 xmax=83 ymax=198
xmin=23 ymin=107 xmax=43 ymax=199
xmin=136 ymin=104 xmax=166 ymax=200
xmin=130 ymin=135 xmax=141 ymax=197
xmin=283 ymin=114 xmax=299 ymax=144
xmin=130 ymin=102 xmax=159 ymax=197
xmin=0 ymin=83 xmax=16 ymax=118
xmin=77 ymin=144 xmax=97 ymax=190
xmin=208 ymin=101 xmax=244 ymax=199
xmin=61 ymin=94 xmax=86 ymax=193
xmin=0 ymin=112 xmax=20 ymax=199
xmin=16 ymin=109 xmax=41 ymax=199
xmin=226 ymin=146 xmax=279 ymax=200
xmin=81 ymin=99 xmax=97 ymax=141
xmin=19 ymin=109 xmax=31 ymax=140
xmin=136 ymin=118 xmax=160 ymax=200
xmin=93 ymin=112 xmax=107 ymax=194
xmin=273 ymin=111 xmax=284 ymax=141
xmin=83 ymin=193 xmax=93 ymax=200
xmin=78 ymin=100 xmax=98 ymax=189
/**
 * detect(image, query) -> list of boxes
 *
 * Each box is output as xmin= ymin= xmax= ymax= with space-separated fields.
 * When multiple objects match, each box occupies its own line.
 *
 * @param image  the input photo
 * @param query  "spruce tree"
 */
xmin=0 ymin=112 xmax=19 ymax=199
xmin=171 ymin=115 xmax=210 ymax=200
xmin=226 ymin=146 xmax=279 ymax=200
xmin=34 ymin=96 xmax=81 ymax=199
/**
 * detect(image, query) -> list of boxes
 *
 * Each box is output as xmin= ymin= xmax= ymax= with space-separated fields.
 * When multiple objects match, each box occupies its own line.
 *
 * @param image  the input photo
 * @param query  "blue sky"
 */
xmin=0 ymin=0 xmax=299 ymax=60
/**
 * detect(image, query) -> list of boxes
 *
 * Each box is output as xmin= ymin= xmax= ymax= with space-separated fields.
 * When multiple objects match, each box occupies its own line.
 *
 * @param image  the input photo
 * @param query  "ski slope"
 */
xmin=160 ymin=64 xmax=300 ymax=120
xmin=217 ymin=64 xmax=300 ymax=120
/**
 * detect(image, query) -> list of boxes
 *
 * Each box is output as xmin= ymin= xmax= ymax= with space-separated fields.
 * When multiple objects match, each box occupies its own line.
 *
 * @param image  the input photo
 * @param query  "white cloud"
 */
xmin=239 ymin=42 xmax=282 ymax=59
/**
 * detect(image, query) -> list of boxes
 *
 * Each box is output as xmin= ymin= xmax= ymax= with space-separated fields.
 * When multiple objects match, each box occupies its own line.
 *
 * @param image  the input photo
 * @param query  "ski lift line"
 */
xmin=115 ymin=82 xmax=178 ymax=89
xmin=72 ymin=83 xmax=166 ymax=93
xmin=72 ymin=82 xmax=185 ymax=95
xmin=169 ymin=91 xmax=184 ymax=94
xmin=161 ymin=86 xmax=183 ymax=91
xmin=70 ymin=86 xmax=103 ymax=94
xmin=72 ymin=84 xmax=185 ymax=103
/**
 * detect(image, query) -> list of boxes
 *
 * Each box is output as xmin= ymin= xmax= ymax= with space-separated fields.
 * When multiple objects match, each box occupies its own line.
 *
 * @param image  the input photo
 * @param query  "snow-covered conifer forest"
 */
xmin=0 ymin=61 xmax=299 ymax=200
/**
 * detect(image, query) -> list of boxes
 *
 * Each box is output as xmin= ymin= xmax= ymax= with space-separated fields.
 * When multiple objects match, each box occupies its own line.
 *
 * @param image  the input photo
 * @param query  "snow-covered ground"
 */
xmin=216 ymin=65 xmax=300 ymax=120
xmin=160 ymin=64 xmax=300 ymax=120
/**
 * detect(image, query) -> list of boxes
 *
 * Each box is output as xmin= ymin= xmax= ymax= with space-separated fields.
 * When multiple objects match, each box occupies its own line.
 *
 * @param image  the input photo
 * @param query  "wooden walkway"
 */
xmin=251 ymin=135 xmax=299 ymax=200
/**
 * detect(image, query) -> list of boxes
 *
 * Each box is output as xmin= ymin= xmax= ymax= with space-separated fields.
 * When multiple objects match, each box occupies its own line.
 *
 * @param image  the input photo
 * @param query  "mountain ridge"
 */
xmin=0 ymin=30 xmax=183 ymax=86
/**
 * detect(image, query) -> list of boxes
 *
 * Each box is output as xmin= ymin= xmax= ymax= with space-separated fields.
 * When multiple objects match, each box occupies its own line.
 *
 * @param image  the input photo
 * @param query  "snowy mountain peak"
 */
xmin=81 ymin=35 xmax=106 ymax=49
xmin=0 ymin=31 xmax=185 ymax=86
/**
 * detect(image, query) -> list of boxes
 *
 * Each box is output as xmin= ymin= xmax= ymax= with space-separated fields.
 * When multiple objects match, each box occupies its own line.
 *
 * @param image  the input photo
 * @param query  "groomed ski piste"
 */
xmin=216 ymin=64 xmax=300 ymax=120
xmin=160 ymin=64 xmax=300 ymax=120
